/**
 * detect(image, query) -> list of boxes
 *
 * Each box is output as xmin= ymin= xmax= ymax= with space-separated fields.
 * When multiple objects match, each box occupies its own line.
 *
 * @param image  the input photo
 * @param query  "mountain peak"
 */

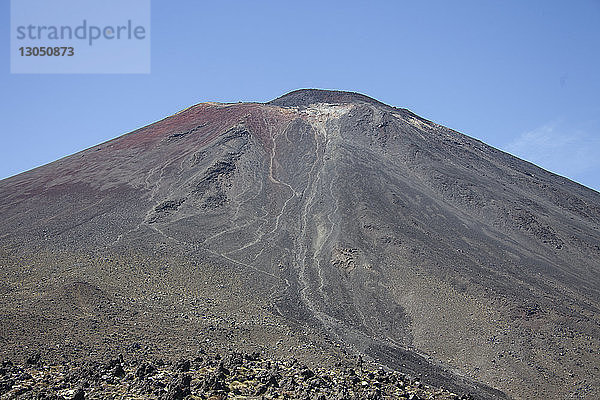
xmin=268 ymin=88 xmax=389 ymax=108
xmin=2 ymin=89 xmax=599 ymax=400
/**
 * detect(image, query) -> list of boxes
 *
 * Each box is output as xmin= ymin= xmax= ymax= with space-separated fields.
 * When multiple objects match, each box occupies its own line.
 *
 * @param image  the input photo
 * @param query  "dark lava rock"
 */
xmin=26 ymin=353 xmax=42 ymax=366
xmin=223 ymin=351 xmax=244 ymax=368
xmin=201 ymin=367 xmax=229 ymax=393
xmin=162 ymin=374 xmax=191 ymax=400
xmin=112 ymin=363 xmax=125 ymax=378
xmin=175 ymin=358 xmax=190 ymax=372
xmin=0 ymin=351 xmax=476 ymax=399
xmin=72 ymin=387 xmax=85 ymax=400
xmin=255 ymin=383 xmax=269 ymax=396
xmin=300 ymin=367 xmax=315 ymax=379
xmin=215 ymin=362 xmax=229 ymax=377
xmin=136 ymin=362 xmax=157 ymax=378
xmin=0 ymin=380 xmax=14 ymax=395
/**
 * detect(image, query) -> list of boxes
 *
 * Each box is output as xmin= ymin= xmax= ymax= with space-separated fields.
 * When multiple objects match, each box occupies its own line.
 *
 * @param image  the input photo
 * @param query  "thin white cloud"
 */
xmin=505 ymin=121 xmax=600 ymax=188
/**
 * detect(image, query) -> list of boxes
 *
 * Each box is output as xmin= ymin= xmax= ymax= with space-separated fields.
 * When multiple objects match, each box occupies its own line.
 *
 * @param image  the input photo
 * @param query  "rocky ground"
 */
xmin=0 ymin=351 xmax=468 ymax=400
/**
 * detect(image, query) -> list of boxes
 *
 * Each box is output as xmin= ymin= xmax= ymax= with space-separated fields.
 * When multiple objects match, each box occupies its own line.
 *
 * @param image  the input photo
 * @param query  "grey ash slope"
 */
xmin=1 ymin=89 xmax=599 ymax=399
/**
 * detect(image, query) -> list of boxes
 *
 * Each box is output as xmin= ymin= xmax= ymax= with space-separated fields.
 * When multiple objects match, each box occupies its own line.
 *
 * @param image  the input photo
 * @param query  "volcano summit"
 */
xmin=1 ymin=89 xmax=599 ymax=399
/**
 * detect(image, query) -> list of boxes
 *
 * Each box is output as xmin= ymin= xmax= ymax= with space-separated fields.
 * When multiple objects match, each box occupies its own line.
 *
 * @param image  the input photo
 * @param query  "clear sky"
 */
xmin=2 ymin=0 xmax=599 ymax=191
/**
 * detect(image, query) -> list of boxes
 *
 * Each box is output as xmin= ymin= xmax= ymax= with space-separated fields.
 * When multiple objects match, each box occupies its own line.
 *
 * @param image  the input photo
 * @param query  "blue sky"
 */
xmin=2 ymin=0 xmax=599 ymax=191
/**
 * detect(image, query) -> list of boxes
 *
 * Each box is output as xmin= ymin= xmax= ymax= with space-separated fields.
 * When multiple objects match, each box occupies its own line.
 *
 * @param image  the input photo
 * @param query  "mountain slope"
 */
xmin=1 ymin=89 xmax=599 ymax=399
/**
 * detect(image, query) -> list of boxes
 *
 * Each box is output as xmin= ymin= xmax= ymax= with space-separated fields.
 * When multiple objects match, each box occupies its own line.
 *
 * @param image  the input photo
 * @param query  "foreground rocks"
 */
xmin=0 ymin=352 xmax=470 ymax=399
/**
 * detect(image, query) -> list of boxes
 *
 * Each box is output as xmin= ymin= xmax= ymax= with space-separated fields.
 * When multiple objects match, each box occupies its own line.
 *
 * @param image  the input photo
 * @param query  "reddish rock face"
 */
xmin=1 ymin=89 xmax=599 ymax=400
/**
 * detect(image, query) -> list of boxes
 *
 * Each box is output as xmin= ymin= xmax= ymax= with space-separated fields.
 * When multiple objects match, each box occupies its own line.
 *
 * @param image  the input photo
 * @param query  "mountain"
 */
xmin=1 ymin=89 xmax=599 ymax=399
